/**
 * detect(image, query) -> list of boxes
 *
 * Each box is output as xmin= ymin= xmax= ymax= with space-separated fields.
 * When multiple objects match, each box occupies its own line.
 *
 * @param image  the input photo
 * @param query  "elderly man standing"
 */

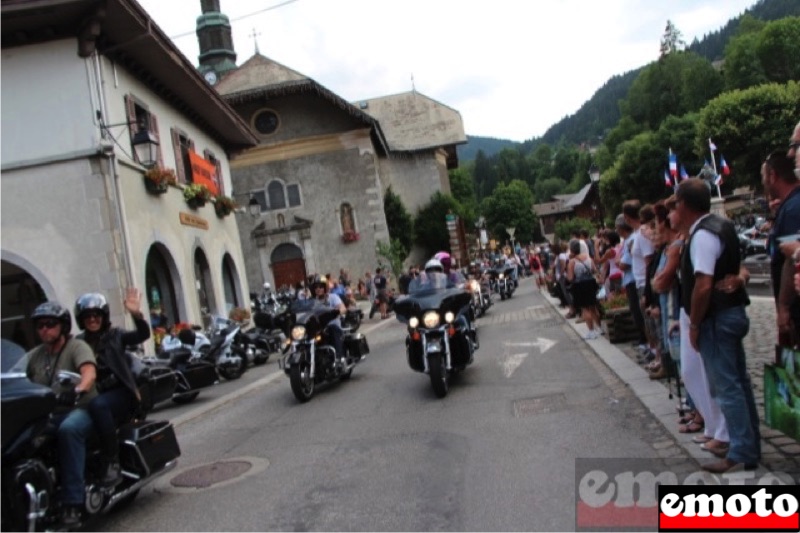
xmin=676 ymin=178 xmax=759 ymax=473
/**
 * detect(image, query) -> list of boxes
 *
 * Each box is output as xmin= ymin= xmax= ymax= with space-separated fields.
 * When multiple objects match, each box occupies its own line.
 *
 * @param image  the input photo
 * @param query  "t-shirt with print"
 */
xmin=26 ymin=337 xmax=98 ymax=410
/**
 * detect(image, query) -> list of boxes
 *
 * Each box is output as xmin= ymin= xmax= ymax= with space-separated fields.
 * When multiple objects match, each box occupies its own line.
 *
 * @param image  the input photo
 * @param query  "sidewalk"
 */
xmin=543 ymin=293 xmax=800 ymax=478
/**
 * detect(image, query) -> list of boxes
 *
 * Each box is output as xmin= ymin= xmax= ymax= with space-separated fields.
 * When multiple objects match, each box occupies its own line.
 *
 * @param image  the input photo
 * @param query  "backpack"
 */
xmin=575 ymin=260 xmax=595 ymax=283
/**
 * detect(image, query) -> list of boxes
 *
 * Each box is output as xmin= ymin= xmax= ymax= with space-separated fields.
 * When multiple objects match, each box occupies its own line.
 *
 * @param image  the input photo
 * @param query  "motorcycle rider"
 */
xmin=422 ymin=259 xmax=476 ymax=347
xmin=75 ymin=288 xmax=150 ymax=487
xmin=312 ymin=276 xmax=347 ymax=363
xmin=24 ymin=302 xmax=97 ymax=527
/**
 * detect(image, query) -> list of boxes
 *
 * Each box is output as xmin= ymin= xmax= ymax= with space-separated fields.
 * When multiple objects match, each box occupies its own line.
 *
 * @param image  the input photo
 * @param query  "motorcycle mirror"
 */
xmin=56 ymin=370 xmax=81 ymax=387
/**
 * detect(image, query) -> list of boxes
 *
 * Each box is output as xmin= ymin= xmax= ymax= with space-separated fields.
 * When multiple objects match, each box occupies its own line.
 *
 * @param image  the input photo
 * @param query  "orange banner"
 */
xmin=188 ymin=151 xmax=219 ymax=196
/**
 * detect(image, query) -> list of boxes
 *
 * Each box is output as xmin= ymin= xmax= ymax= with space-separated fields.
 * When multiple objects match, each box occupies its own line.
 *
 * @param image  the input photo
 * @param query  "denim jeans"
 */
xmin=698 ymin=306 xmax=761 ymax=464
xmin=87 ymin=387 xmax=136 ymax=459
xmin=54 ymin=408 xmax=93 ymax=506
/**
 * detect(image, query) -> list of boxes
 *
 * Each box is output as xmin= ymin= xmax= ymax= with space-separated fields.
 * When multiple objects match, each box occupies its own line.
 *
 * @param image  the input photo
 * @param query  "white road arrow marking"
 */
xmin=498 ymin=338 xmax=557 ymax=378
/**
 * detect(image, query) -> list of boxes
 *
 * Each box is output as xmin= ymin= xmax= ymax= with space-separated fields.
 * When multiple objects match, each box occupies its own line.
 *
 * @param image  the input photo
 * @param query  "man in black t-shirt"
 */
xmin=373 ymin=268 xmax=389 ymax=319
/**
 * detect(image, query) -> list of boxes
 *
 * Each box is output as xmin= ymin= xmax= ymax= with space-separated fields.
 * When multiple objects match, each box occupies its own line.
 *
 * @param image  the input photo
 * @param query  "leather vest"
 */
xmin=680 ymin=214 xmax=749 ymax=316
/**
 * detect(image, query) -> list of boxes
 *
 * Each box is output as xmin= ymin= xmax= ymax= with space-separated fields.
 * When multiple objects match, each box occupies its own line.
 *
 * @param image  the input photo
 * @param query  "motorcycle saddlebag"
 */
xmin=137 ymin=365 xmax=178 ymax=410
xmin=345 ymin=334 xmax=370 ymax=359
xmin=181 ymin=361 xmax=218 ymax=390
xmin=119 ymin=420 xmax=181 ymax=473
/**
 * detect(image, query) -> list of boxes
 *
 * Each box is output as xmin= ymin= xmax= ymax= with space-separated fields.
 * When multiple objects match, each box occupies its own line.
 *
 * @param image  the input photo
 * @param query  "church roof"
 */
xmin=354 ymin=91 xmax=467 ymax=153
xmin=215 ymin=54 xmax=308 ymax=94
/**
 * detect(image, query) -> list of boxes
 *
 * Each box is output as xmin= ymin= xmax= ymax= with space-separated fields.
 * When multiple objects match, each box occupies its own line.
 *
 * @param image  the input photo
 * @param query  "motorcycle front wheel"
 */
xmin=428 ymin=353 xmax=449 ymax=398
xmin=289 ymin=363 xmax=315 ymax=402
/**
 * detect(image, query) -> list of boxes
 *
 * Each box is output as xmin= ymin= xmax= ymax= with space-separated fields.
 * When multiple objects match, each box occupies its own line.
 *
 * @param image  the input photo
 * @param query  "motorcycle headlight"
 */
xmin=409 ymin=317 xmax=419 ymax=329
xmin=499 ymin=273 xmax=505 ymax=280
xmin=422 ymin=311 xmax=440 ymax=329
xmin=469 ymin=280 xmax=480 ymax=292
xmin=291 ymin=325 xmax=306 ymax=341
xmin=444 ymin=311 xmax=455 ymax=323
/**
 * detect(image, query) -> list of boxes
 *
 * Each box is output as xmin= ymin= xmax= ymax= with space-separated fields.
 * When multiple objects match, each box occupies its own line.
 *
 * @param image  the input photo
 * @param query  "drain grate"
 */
xmin=170 ymin=460 xmax=252 ymax=489
xmin=512 ymin=393 xmax=566 ymax=418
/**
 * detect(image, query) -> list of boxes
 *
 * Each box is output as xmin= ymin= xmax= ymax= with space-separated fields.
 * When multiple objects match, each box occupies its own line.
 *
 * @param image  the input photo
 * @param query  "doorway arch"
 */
xmin=145 ymin=243 xmax=183 ymax=329
xmin=194 ymin=247 xmax=217 ymax=319
xmin=1 ymin=259 xmax=48 ymax=350
xmin=270 ymin=243 xmax=306 ymax=290
xmin=221 ymin=253 xmax=241 ymax=314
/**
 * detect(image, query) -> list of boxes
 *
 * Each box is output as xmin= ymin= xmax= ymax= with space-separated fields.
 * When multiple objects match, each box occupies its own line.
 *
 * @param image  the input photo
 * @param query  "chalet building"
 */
xmin=533 ymin=181 xmax=603 ymax=243
xmin=198 ymin=2 xmax=466 ymax=290
xmin=1 ymin=0 xmax=258 ymax=349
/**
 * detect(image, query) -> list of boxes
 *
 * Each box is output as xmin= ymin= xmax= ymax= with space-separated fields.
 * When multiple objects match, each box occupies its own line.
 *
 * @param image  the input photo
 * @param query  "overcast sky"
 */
xmin=137 ymin=0 xmax=756 ymax=142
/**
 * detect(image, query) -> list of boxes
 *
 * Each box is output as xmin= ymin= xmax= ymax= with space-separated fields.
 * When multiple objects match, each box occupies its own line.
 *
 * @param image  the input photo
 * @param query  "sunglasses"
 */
xmin=82 ymin=311 xmax=103 ymax=320
xmin=36 ymin=319 xmax=60 ymax=330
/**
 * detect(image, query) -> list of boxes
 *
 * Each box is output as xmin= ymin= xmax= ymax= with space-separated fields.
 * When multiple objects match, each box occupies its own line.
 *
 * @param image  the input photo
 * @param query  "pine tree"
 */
xmin=660 ymin=20 xmax=687 ymax=58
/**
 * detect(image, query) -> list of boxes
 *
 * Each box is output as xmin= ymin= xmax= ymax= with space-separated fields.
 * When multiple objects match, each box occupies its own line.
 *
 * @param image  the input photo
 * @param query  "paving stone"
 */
xmin=652 ymin=440 xmax=674 ymax=450
xmin=770 ymin=437 xmax=797 ymax=446
xmin=779 ymin=444 xmax=800 ymax=454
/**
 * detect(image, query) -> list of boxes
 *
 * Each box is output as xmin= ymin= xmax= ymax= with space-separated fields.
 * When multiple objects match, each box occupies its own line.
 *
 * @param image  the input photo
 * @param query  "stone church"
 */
xmin=196 ymin=0 xmax=466 ymax=290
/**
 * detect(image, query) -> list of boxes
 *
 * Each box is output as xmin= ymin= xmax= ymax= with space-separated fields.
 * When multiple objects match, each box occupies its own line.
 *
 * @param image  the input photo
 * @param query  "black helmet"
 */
xmin=74 ymin=293 xmax=110 ymax=330
xmin=310 ymin=276 xmax=328 ymax=292
xmin=31 ymin=301 xmax=72 ymax=333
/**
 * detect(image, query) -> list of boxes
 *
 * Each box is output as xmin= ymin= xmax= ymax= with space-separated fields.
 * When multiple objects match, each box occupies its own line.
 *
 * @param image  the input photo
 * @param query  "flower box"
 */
xmin=602 ymin=307 xmax=640 ymax=344
xmin=342 ymin=231 xmax=360 ymax=243
xmin=183 ymin=184 xmax=211 ymax=209
xmin=143 ymin=168 xmax=177 ymax=195
xmin=213 ymin=194 xmax=237 ymax=218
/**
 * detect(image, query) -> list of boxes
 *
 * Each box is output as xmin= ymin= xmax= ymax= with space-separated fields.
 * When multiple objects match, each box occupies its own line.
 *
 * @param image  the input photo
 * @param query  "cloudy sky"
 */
xmin=137 ymin=0 xmax=756 ymax=141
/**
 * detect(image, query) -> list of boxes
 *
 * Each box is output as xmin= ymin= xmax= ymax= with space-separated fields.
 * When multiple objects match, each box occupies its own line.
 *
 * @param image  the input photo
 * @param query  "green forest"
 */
xmin=384 ymin=0 xmax=800 ymax=264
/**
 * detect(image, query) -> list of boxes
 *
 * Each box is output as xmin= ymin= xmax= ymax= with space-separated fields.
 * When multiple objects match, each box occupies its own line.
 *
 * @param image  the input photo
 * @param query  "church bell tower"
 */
xmin=196 ymin=0 xmax=237 ymax=84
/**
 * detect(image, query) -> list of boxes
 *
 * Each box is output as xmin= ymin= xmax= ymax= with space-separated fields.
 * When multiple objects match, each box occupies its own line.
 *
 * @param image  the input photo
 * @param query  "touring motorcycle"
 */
xmin=145 ymin=328 xmax=219 ymax=404
xmin=466 ymin=276 xmax=492 ymax=318
xmin=394 ymin=271 xmax=478 ymax=398
xmin=488 ymin=265 xmax=516 ymax=300
xmin=1 ymin=340 xmax=180 ymax=531
xmin=277 ymin=299 xmax=369 ymax=402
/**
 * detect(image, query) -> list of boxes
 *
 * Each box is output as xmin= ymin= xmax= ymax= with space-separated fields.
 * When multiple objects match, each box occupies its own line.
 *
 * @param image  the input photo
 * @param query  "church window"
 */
xmin=253 ymin=109 xmax=280 ymax=136
xmin=267 ymin=180 xmax=286 ymax=210
xmin=287 ymin=184 xmax=302 ymax=207
xmin=340 ymin=203 xmax=356 ymax=234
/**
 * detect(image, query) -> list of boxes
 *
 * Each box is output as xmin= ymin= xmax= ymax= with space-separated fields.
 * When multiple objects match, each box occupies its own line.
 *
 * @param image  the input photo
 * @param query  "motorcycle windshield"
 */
xmin=408 ymin=272 xmax=465 ymax=295
xmin=1 ymin=338 xmax=27 ymax=375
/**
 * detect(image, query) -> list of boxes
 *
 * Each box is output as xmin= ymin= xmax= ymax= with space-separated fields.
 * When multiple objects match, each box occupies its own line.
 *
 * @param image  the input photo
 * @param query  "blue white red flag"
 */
xmin=680 ymin=164 xmax=688 ymax=181
xmin=669 ymin=152 xmax=677 ymax=177
xmin=709 ymin=139 xmax=717 ymax=152
xmin=720 ymin=155 xmax=730 ymax=175
xmin=664 ymin=170 xmax=673 ymax=187
xmin=714 ymin=173 xmax=723 ymax=186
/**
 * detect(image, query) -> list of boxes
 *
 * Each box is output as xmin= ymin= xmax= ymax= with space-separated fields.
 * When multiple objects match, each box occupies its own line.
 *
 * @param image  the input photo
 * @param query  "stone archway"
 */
xmin=145 ymin=243 xmax=184 ymax=329
xmin=270 ymin=243 xmax=307 ymax=290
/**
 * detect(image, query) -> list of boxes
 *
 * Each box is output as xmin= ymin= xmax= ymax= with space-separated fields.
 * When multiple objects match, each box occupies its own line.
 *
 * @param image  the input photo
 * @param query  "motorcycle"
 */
xmin=239 ymin=309 xmax=286 ymax=366
xmin=394 ymin=271 xmax=478 ymax=398
xmin=147 ymin=328 xmax=219 ymax=404
xmin=467 ymin=276 xmax=492 ymax=318
xmin=1 ymin=341 xmax=181 ymax=531
xmin=199 ymin=315 xmax=248 ymax=380
xmin=488 ymin=266 xmax=516 ymax=300
xmin=277 ymin=299 xmax=369 ymax=402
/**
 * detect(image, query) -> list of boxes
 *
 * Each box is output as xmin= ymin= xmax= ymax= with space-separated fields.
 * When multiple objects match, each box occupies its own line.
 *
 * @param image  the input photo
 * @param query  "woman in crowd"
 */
xmin=567 ymin=239 xmax=601 ymax=339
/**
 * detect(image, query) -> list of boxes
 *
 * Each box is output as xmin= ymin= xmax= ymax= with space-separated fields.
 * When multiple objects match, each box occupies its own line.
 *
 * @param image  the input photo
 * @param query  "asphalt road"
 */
xmin=95 ymin=282 xmax=677 ymax=532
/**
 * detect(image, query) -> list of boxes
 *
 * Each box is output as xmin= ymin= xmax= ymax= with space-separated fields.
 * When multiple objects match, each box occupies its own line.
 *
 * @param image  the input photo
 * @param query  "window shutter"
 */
xmin=215 ymin=160 xmax=224 ymax=195
xmin=124 ymin=94 xmax=138 ymax=134
xmin=171 ymin=128 xmax=185 ymax=183
xmin=150 ymin=114 xmax=164 ymax=169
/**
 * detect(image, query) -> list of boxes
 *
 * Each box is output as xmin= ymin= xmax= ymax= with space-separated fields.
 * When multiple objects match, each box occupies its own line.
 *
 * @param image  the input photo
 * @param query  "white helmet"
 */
xmin=424 ymin=259 xmax=444 ymax=273
xmin=263 ymin=282 xmax=271 ymax=291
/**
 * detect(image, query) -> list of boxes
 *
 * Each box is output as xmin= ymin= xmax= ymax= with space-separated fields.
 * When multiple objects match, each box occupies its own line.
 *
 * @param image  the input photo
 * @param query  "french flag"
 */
xmin=680 ymin=164 xmax=688 ymax=181
xmin=720 ymin=155 xmax=730 ymax=175
xmin=664 ymin=170 xmax=673 ymax=187
xmin=714 ymin=173 xmax=724 ymax=186
xmin=669 ymin=152 xmax=677 ymax=177
xmin=709 ymin=139 xmax=717 ymax=152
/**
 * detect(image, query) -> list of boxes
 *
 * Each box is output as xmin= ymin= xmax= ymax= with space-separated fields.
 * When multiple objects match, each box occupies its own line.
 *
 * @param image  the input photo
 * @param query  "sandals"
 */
xmin=678 ymin=420 xmax=705 ymax=433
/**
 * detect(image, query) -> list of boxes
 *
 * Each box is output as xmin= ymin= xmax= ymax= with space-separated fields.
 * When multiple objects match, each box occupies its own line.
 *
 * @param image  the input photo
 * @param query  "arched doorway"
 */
xmin=145 ymin=244 xmax=182 ymax=330
xmin=194 ymin=248 xmax=217 ymax=319
xmin=221 ymin=253 xmax=241 ymax=313
xmin=1 ymin=260 xmax=48 ymax=350
xmin=270 ymin=243 xmax=306 ymax=290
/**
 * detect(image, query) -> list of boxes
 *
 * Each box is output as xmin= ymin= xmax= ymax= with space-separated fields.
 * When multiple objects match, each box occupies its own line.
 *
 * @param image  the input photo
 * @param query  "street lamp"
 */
xmin=130 ymin=129 xmax=160 ymax=169
xmin=248 ymin=196 xmax=261 ymax=217
xmin=506 ymin=226 xmax=516 ymax=252
xmin=588 ymin=163 xmax=600 ymax=183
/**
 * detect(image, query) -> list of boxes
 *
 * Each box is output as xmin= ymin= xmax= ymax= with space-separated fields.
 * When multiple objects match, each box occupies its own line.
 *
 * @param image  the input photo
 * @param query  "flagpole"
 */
xmin=708 ymin=138 xmax=722 ymax=198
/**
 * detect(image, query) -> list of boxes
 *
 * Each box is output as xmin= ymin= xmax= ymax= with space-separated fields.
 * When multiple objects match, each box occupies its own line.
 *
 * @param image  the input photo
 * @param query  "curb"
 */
xmin=171 ymin=314 xmax=395 ymax=429
xmin=540 ymin=293 xmax=771 ymax=474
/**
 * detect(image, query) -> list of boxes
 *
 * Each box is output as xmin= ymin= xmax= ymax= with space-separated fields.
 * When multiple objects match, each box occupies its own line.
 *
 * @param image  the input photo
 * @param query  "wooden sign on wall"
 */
xmin=179 ymin=212 xmax=209 ymax=230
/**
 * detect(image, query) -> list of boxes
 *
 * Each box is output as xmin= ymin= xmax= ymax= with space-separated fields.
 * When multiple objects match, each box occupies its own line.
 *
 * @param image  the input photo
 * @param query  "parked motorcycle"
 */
xmin=277 ymin=299 xmax=369 ymax=402
xmin=200 ymin=316 xmax=248 ymax=380
xmin=147 ymin=328 xmax=219 ymax=404
xmin=394 ymin=271 xmax=478 ymax=398
xmin=238 ymin=309 xmax=286 ymax=366
xmin=1 ymin=341 xmax=180 ymax=531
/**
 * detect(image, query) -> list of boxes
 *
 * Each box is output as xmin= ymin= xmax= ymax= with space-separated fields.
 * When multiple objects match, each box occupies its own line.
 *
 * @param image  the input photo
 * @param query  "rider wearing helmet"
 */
xmin=75 ymin=288 xmax=150 ymax=488
xmin=25 ymin=302 xmax=97 ymax=526
xmin=311 ymin=276 xmax=347 ymax=363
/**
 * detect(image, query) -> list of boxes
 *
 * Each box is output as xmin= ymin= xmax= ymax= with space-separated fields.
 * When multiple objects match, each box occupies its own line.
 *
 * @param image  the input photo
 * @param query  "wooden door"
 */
xmin=272 ymin=259 xmax=307 ymax=290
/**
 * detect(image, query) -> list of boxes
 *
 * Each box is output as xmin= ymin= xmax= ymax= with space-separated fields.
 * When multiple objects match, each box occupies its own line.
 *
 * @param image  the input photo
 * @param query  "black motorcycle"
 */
xmin=488 ymin=266 xmax=516 ymax=300
xmin=394 ymin=272 xmax=478 ymax=398
xmin=467 ymin=276 xmax=492 ymax=318
xmin=1 ymin=341 xmax=181 ymax=531
xmin=144 ymin=328 xmax=219 ymax=405
xmin=277 ymin=299 xmax=369 ymax=402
